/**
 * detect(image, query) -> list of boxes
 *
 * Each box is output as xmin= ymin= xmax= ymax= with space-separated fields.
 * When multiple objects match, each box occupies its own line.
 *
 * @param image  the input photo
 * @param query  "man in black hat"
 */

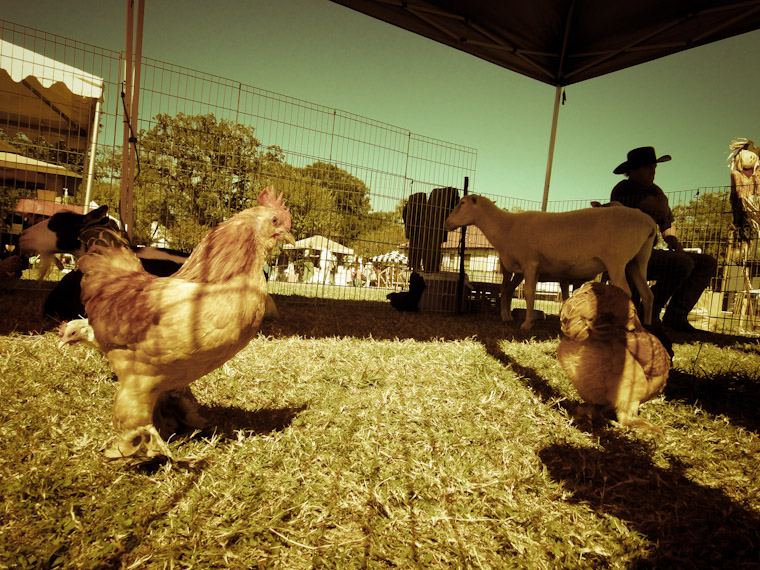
xmin=611 ymin=147 xmax=717 ymax=333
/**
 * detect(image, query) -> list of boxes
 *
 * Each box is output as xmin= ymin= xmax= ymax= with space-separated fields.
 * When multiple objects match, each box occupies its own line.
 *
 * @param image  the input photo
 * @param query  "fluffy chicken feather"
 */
xmin=78 ymin=187 xmax=294 ymax=461
xmin=557 ymin=282 xmax=670 ymax=431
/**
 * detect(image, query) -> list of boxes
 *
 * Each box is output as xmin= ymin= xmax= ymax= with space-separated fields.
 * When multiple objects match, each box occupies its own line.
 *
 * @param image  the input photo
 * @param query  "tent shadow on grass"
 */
xmin=494 ymin=348 xmax=760 ymax=567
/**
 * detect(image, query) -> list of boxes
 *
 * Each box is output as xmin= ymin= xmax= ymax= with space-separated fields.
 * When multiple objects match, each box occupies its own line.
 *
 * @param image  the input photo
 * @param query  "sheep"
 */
xmin=444 ymin=195 xmax=656 ymax=330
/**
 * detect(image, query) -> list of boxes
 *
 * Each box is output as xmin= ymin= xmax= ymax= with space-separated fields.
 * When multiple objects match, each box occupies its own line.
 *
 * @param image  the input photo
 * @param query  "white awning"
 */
xmin=0 ymin=38 xmax=104 ymax=150
xmin=284 ymin=235 xmax=354 ymax=255
xmin=0 ymin=38 xmax=103 ymax=99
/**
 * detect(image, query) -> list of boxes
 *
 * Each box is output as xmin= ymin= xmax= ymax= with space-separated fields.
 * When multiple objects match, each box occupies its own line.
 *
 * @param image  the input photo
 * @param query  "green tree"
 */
xmin=350 ymin=210 xmax=405 ymax=259
xmin=671 ymin=190 xmax=734 ymax=264
xmin=132 ymin=113 xmax=283 ymax=249
xmin=298 ymin=162 xmax=371 ymax=244
xmin=262 ymin=162 xmax=336 ymax=242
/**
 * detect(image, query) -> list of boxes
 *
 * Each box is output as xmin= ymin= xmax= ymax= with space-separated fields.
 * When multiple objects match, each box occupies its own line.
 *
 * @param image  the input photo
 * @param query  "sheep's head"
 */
xmin=444 ymin=195 xmax=481 ymax=231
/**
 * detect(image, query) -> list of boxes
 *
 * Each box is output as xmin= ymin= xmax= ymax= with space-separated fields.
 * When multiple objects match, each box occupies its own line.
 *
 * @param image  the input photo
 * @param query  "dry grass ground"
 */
xmin=1 ymin=286 xmax=759 ymax=569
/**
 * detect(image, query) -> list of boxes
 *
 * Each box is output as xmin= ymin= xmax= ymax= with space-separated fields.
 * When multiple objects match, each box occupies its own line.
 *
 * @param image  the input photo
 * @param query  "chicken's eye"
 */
xmin=271 ymin=215 xmax=279 ymax=225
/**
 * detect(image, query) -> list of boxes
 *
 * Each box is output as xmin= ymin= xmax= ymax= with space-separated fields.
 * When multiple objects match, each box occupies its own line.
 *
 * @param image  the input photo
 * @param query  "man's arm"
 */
xmin=662 ymin=224 xmax=685 ymax=253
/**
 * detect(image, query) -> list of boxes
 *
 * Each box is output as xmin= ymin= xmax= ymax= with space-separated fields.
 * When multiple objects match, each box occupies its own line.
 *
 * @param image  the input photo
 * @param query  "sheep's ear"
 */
xmin=84 ymin=205 xmax=108 ymax=223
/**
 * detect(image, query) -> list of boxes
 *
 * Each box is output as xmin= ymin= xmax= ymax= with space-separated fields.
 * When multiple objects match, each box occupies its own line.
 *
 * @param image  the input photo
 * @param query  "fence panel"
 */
xmin=1 ymin=20 xmax=757 ymax=335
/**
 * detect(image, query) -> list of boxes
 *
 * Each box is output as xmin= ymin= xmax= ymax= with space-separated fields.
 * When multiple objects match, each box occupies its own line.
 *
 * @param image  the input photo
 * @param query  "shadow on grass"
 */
xmin=198 ymin=403 xmax=307 ymax=438
xmin=539 ymin=439 xmax=760 ymax=568
xmin=494 ymin=348 xmax=760 ymax=568
xmin=664 ymin=370 xmax=760 ymax=434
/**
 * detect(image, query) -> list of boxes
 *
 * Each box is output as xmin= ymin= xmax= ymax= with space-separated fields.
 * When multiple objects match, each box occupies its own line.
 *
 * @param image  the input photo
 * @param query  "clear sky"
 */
xmin=4 ymin=0 xmax=759 ymax=205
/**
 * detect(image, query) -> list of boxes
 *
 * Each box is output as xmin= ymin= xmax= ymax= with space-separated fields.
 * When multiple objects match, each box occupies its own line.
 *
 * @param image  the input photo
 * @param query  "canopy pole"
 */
xmin=541 ymin=85 xmax=562 ymax=212
xmin=82 ymin=97 xmax=102 ymax=212
xmin=120 ymin=0 xmax=144 ymax=240
xmin=120 ymin=0 xmax=134 ymax=238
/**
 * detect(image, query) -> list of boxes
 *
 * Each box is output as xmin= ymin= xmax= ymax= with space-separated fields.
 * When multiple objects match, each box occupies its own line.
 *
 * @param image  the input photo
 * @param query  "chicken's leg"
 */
xmin=106 ymin=377 xmax=171 ymax=461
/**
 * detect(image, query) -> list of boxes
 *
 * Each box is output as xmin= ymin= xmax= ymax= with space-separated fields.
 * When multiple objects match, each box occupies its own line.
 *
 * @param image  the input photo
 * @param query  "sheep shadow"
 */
xmin=493 ymin=348 xmax=760 ymax=568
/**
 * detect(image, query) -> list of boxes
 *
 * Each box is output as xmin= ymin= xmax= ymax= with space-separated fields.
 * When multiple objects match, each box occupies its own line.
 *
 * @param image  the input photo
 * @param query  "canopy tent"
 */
xmin=0 ymin=151 xmax=81 ymax=191
xmin=372 ymin=250 xmax=408 ymax=264
xmin=0 ymin=38 xmax=104 ymax=207
xmin=284 ymin=235 xmax=355 ymax=255
xmin=330 ymin=0 xmax=760 ymax=208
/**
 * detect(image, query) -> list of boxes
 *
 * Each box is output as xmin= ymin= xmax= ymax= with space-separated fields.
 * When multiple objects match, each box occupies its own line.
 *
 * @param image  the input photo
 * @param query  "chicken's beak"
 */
xmin=280 ymin=231 xmax=296 ymax=246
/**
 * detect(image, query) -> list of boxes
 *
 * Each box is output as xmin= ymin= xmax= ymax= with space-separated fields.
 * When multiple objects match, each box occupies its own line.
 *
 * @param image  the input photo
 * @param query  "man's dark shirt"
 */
xmin=611 ymin=179 xmax=674 ymax=234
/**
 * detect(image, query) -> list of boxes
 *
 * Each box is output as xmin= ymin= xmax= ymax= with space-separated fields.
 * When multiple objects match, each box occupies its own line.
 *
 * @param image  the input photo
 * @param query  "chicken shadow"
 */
xmin=196 ymin=403 xmax=307 ymax=440
xmin=493 ymin=348 xmax=760 ymax=568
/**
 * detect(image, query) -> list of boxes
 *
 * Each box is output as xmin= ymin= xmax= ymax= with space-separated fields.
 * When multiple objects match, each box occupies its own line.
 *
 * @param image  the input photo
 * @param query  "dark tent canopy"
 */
xmin=330 ymin=0 xmax=760 ymax=86
xmin=331 ymin=0 xmax=760 ymax=207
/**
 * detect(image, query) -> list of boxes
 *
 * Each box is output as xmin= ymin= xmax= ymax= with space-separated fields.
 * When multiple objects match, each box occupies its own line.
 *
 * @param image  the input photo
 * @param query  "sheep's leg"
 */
xmin=627 ymin=246 xmax=654 ymax=325
xmin=521 ymin=266 xmax=539 ymax=330
xmin=36 ymin=254 xmax=54 ymax=281
xmin=499 ymin=268 xmax=519 ymax=322
xmin=626 ymin=263 xmax=653 ymax=324
xmin=605 ymin=264 xmax=632 ymax=295
xmin=559 ymin=280 xmax=570 ymax=302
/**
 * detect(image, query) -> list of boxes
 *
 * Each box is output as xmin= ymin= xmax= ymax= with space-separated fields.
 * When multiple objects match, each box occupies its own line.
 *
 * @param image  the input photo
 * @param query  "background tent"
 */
xmin=0 ymin=150 xmax=81 ymax=192
xmin=371 ymin=250 xmax=408 ymax=265
xmin=330 ymin=1 xmax=760 ymax=208
xmin=0 ymin=38 xmax=104 ymax=206
xmin=284 ymin=235 xmax=355 ymax=255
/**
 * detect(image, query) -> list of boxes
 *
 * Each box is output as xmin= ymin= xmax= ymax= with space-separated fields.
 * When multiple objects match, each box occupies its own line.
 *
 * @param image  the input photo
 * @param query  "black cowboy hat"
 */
xmin=613 ymin=146 xmax=671 ymax=175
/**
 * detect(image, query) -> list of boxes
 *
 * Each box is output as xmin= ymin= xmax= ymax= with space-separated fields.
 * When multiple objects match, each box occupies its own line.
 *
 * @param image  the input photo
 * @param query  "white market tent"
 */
xmin=0 ymin=38 xmax=104 ymax=207
xmin=284 ymin=235 xmax=355 ymax=255
xmin=372 ymin=250 xmax=408 ymax=265
xmin=0 ymin=150 xmax=81 ymax=191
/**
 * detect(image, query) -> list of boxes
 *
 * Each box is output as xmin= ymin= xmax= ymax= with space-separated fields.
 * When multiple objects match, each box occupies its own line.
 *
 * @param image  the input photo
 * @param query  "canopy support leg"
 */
xmin=541 ymin=85 xmax=562 ymax=212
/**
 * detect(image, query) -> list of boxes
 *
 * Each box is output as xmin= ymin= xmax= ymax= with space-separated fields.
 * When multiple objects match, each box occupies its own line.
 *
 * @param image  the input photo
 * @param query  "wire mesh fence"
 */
xmin=1 ymin=20 xmax=758 ymax=336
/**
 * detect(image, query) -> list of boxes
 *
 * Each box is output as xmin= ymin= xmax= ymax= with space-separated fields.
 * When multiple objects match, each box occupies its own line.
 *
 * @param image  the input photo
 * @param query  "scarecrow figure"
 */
xmin=727 ymin=138 xmax=760 ymax=247
xmin=726 ymin=138 xmax=760 ymax=329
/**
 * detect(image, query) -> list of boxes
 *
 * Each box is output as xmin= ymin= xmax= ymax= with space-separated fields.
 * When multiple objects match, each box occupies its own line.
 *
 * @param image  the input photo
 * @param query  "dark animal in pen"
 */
xmin=0 ymin=254 xmax=27 ymax=292
xmin=403 ymin=187 xmax=460 ymax=273
xmin=18 ymin=205 xmax=188 ymax=320
xmin=44 ymin=255 xmax=186 ymax=320
xmin=387 ymin=272 xmax=426 ymax=312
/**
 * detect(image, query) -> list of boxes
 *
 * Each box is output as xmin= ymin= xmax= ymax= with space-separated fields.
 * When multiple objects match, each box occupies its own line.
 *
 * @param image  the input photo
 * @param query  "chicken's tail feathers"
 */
xmin=80 ymin=226 xmax=130 ymax=251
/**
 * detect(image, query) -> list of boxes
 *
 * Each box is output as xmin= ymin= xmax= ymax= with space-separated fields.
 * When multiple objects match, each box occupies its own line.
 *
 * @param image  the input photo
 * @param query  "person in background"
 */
xmin=611 ymin=147 xmax=717 ymax=333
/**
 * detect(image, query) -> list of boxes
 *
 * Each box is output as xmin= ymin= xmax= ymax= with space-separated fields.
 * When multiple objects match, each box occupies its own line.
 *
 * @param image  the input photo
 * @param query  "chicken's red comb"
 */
xmin=258 ymin=186 xmax=288 ymax=211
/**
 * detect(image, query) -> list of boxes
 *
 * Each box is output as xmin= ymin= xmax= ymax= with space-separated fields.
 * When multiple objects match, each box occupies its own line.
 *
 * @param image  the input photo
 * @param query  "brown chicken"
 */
xmin=557 ymin=282 xmax=670 ymax=431
xmin=78 ymin=187 xmax=294 ymax=461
